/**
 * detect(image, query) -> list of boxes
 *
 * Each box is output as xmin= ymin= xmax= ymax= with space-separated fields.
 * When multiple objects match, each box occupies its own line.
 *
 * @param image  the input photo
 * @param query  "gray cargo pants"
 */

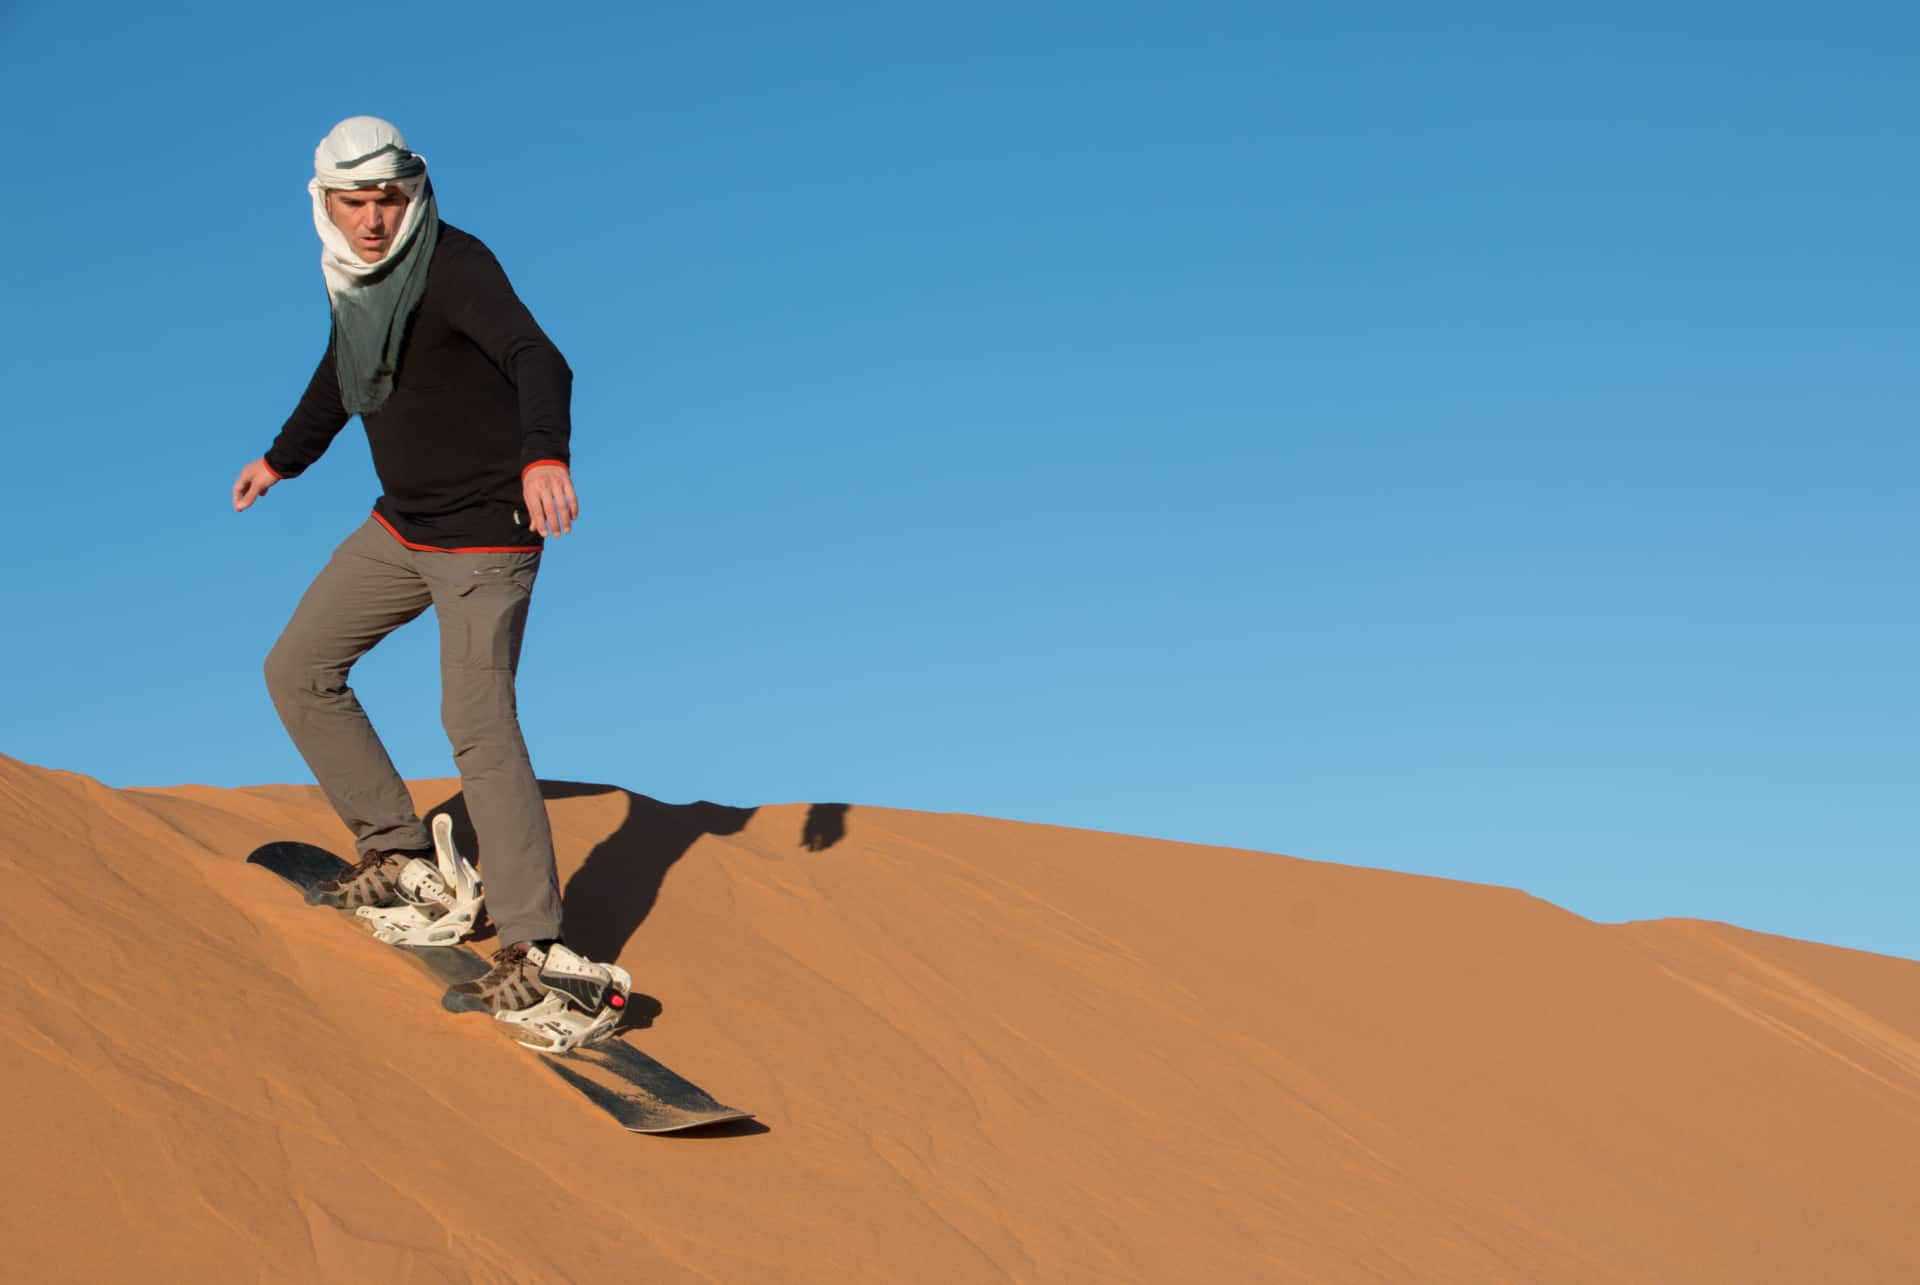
xmin=263 ymin=517 xmax=564 ymax=947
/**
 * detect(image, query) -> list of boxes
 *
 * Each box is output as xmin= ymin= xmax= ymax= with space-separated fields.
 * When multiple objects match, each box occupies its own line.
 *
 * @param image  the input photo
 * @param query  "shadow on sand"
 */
xmin=425 ymin=782 xmax=851 ymax=967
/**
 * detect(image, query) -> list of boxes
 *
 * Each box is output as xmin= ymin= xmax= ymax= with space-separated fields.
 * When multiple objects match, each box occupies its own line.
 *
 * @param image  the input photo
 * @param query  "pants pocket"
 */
xmin=437 ymin=557 xmax=539 ymax=672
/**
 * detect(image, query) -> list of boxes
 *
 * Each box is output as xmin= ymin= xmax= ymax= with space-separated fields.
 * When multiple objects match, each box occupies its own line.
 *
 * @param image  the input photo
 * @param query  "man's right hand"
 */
xmin=233 ymin=459 xmax=282 ymax=512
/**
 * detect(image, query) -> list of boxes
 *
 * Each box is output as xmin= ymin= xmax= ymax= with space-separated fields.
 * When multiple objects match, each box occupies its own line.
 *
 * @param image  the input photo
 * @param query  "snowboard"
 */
xmin=246 ymin=840 xmax=753 ymax=1135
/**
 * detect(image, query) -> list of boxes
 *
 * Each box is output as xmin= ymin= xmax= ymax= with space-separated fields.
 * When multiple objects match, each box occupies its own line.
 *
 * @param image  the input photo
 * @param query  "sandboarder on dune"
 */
xmin=231 ymin=116 xmax=629 ymax=1045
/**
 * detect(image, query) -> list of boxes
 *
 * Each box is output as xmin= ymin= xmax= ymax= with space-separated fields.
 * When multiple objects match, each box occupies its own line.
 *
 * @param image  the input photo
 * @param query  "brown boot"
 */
xmin=445 ymin=942 xmax=548 ymax=1015
xmin=312 ymin=849 xmax=429 ymax=910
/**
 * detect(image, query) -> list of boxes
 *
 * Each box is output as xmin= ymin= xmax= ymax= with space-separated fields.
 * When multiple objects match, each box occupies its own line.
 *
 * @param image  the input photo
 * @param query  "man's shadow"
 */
xmin=426 ymin=783 xmax=852 ymax=976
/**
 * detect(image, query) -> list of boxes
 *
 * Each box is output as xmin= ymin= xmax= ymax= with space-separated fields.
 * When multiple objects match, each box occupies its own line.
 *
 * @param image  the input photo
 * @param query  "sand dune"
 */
xmin=2 ymin=749 xmax=1916 ymax=1282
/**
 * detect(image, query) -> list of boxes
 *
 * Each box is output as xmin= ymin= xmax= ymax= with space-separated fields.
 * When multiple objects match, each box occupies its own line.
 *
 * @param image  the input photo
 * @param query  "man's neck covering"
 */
xmin=308 ymin=116 xmax=440 ymax=416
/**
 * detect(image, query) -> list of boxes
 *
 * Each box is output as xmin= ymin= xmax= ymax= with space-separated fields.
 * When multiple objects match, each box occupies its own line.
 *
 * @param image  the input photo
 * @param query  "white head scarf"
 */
xmin=307 ymin=116 xmax=440 ymax=414
xmin=309 ymin=117 xmax=431 ymax=291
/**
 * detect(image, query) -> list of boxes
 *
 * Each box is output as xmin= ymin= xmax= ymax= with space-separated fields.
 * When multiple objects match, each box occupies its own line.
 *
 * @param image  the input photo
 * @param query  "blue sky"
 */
xmin=3 ymin=3 xmax=1915 ymax=956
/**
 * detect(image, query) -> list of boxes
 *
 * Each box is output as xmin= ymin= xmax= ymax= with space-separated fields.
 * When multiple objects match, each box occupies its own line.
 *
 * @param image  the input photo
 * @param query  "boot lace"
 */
xmin=324 ymin=851 xmax=399 ymax=887
xmin=477 ymin=944 xmax=531 ymax=989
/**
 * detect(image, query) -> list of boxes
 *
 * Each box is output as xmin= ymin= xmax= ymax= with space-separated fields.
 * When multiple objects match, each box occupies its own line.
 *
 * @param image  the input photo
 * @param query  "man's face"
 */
xmin=326 ymin=185 xmax=412 ymax=262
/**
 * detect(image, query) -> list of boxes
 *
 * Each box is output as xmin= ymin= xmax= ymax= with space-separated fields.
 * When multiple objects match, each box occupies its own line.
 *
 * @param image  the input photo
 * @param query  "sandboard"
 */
xmin=247 ymin=841 xmax=753 ymax=1135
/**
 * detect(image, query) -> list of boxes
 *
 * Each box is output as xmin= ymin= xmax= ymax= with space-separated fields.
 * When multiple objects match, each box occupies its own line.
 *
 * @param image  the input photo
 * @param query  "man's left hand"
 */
xmin=523 ymin=464 xmax=579 ymax=537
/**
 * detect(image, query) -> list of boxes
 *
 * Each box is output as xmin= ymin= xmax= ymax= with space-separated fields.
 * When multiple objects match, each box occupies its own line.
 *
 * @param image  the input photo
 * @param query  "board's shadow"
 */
xmin=661 ymin=1117 xmax=771 ymax=1139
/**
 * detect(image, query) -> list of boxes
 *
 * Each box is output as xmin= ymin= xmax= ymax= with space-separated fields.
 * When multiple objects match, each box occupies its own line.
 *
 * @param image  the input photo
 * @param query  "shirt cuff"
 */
xmin=521 ymin=459 xmax=569 ymax=479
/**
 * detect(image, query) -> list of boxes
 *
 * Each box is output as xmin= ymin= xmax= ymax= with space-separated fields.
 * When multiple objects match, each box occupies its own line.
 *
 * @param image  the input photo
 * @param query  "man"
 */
xmin=235 ymin=116 xmax=597 ymax=1023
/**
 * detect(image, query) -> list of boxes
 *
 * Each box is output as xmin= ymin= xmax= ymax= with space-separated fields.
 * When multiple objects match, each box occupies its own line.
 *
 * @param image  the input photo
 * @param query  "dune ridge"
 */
xmin=2 ymin=749 xmax=1916 ymax=1283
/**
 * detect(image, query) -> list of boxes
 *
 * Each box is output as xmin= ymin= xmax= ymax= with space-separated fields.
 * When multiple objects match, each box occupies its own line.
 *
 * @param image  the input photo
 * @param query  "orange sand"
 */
xmin=2 ymin=750 xmax=1917 ymax=1282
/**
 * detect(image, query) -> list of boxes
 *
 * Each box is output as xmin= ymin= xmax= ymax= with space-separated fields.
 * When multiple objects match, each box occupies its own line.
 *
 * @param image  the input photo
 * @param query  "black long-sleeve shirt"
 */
xmin=265 ymin=224 xmax=572 ymax=551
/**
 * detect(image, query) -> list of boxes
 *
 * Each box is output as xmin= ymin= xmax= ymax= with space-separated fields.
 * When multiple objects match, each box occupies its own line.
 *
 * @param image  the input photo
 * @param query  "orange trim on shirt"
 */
xmin=521 ymin=459 xmax=569 ymax=479
xmin=370 ymin=508 xmax=542 ymax=554
xmin=262 ymin=461 xmax=286 ymax=482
